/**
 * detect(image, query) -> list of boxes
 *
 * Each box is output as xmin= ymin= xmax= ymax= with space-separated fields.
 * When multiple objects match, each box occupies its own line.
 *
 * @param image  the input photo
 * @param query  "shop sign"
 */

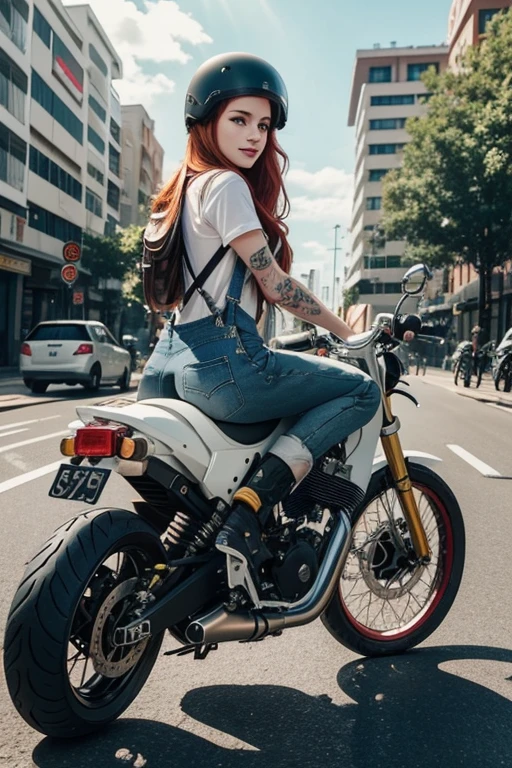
xmin=61 ymin=264 xmax=78 ymax=284
xmin=63 ymin=241 xmax=81 ymax=263
xmin=0 ymin=254 xmax=31 ymax=276
xmin=73 ymin=291 xmax=84 ymax=305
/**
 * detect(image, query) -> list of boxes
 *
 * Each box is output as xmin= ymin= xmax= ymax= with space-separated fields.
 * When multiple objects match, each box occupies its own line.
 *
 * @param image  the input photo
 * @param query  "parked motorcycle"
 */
xmin=493 ymin=339 xmax=512 ymax=393
xmin=3 ymin=264 xmax=465 ymax=738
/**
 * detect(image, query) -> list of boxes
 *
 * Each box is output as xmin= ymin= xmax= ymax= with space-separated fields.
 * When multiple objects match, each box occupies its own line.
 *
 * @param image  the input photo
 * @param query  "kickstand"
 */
xmin=164 ymin=643 xmax=218 ymax=659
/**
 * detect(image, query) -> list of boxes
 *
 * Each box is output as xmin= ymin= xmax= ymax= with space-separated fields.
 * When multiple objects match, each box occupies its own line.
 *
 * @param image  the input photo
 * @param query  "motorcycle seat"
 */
xmin=213 ymin=418 xmax=281 ymax=445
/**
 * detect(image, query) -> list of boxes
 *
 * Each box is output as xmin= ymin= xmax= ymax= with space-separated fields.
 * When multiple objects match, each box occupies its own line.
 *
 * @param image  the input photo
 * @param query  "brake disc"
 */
xmin=90 ymin=577 xmax=149 ymax=678
xmin=358 ymin=526 xmax=424 ymax=599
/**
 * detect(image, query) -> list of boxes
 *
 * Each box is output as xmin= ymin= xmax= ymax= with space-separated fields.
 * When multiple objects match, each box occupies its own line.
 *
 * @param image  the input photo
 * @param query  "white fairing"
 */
xmin=372 ymin=451 xmax=442 ymax=473
xmin=76 ymin=397 xmax=384 ymax=503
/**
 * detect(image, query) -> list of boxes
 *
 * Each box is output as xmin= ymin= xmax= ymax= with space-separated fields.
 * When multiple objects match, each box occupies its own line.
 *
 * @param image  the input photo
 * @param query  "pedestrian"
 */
xmin=138 ymin=52 xmax=381 ymax=581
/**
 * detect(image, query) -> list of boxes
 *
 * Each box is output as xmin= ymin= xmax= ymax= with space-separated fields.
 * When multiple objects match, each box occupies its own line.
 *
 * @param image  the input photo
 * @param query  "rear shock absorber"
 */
xmin=163 ymin=501 xmax=229 ymax=559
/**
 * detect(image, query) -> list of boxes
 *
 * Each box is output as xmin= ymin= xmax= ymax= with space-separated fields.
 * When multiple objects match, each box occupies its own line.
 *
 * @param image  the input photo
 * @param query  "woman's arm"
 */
xmin=230 ymin=230 xmax=354 ymax=341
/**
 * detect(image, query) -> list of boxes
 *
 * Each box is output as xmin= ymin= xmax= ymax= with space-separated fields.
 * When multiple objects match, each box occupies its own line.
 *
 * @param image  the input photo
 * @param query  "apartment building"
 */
xmin=344 ymin=44 xmax=449 ymax=330
xmin=448 ymin=0 xmax=511 ymax=66
xmin=120 ymin=104 xmax=163 ymax=227
xmin=0 ymin=0 xmax=125 ymax=367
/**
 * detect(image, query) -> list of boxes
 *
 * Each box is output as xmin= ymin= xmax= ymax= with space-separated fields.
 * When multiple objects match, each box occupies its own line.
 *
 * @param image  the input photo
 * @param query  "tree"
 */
xmin=382 ymin=10 xmax=512 ymax=342
xmin=120 ymin=225 xmax=145 ymax=305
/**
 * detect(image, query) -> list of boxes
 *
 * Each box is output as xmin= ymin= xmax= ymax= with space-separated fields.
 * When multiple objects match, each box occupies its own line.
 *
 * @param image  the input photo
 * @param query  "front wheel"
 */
xmin=495 ymin=358 xmax=512 ymax=393
xmin=3 ymin=508 xmax=166 ymax=738
xmin=322 ymin=463 xmax=465 ymax=656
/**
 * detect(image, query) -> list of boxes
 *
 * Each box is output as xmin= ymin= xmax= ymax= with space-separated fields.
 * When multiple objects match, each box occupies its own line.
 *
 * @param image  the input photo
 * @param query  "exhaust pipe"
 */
xmin=186 ymin=513 xmax=352 ymax=645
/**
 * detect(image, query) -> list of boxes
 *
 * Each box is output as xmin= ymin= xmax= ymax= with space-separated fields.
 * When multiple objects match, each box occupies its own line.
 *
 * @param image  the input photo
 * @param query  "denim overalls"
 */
xmin=138 ymin=257 xmax=381 ymax=460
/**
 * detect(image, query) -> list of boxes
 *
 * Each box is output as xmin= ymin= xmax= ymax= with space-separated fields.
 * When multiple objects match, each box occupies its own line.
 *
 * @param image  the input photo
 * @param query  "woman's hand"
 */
xmin=403 ymin=330 xmax=415 ymax=342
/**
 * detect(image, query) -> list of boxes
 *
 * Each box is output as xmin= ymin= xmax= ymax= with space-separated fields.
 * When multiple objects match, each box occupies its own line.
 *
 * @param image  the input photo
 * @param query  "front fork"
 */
xmin=380 ymin=394 xmax=431 ymax=562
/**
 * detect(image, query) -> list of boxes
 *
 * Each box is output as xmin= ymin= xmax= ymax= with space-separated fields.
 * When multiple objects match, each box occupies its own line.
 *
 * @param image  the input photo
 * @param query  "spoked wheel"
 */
xmin=322 ymin=463 xmax=465 ymax=656
xmin=3 ymin=509 xmax=166 ymax=737
xmin=495 ymin=359 xmax=512 ymax=393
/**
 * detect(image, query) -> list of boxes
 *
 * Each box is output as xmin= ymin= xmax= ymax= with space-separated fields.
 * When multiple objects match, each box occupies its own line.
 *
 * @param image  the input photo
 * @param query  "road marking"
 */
xmin=0 ymin=428 xmax=29 ymax=439
xmin=446 ymin=444 xmax=501 ymax=477
xmin=0 ymin=415 xmax=61 ymax=431
xmin=0 ymin=430 xmax=69 ymax=455
xmin=486 ymin=403 xmax=512 ymax=415
xmin=0 ymin=461 xmax=62 ymax=495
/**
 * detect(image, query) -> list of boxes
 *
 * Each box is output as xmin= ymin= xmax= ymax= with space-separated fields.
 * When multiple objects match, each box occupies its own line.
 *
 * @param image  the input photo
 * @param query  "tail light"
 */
xmin=73 ymin=343 xmax=93 ymax=355
xmin=21 ymin=342 xmax=31 ymax=356
xmin=74 ymin=425 xmax=127 ymax=457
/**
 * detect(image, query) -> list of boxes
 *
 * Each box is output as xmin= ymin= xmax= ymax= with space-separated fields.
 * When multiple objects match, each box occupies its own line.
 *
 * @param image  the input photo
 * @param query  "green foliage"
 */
xmin=81 ymin=226 xmax=145 ymax=305
xmin=343 ymin=285 xmax=359 ymax=312
xmin=382 ymin=10 xmax=512 ymax=275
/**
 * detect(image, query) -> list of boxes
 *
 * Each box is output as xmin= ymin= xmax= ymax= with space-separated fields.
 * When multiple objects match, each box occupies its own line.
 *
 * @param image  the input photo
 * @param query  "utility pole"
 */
xmin=329 ymin=224 xmax=342 ymax=312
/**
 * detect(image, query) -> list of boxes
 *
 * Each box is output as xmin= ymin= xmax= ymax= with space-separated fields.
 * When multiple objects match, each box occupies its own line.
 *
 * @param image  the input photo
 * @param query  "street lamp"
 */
xmin=332 ymin=224 xmax=342 ymax=311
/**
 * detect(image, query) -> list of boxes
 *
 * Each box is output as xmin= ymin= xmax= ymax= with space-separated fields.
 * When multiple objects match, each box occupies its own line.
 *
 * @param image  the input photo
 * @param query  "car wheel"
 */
xmin=118 ymin=368 xmax=131 ymax=391
xmin=84 ymin=365 xmax=101 ymax=391
xmin=23 ymin=379 xmax=33 ymax=390
xmin=31 ymin=381 xmax=48 ymax=394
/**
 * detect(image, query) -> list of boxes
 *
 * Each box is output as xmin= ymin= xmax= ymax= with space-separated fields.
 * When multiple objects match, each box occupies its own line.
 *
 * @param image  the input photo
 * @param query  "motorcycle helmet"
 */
xmin=185 ymin=52 xmax=288 ymax=131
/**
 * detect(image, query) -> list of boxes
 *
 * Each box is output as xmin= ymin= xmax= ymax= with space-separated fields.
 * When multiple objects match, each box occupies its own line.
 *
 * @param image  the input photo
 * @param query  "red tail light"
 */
xmin=21 ymin=342 xmax=31 ymax=356
xmin=75 ymin=425 xmax=127 ymax=457
xmin=73 ymin=343 xmax=93 ymax=355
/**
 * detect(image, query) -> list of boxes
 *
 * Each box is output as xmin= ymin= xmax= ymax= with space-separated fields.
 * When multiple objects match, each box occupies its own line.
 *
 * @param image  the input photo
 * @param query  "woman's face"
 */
xmin=216 ymin=96 xmax=272 ymax=169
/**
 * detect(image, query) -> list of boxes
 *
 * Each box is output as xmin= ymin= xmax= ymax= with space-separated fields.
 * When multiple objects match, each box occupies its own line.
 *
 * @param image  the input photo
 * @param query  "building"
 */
xmin=120 ymin=104 xmax=164 ymax=227
xmin=64 ymin=3 xmax=123 ymax=238
xmin=0 ymin=0 xmax=127 ymax=368
xmin=344 ymin=44 xmax=449 ymax=330
xmin=448 ymin=0 xmax=511 ymax=67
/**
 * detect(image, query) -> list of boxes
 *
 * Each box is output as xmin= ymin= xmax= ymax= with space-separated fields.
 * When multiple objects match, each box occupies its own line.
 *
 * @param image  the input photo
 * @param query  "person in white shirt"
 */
xmin=138 ymin=52 xmax=381 ymax=584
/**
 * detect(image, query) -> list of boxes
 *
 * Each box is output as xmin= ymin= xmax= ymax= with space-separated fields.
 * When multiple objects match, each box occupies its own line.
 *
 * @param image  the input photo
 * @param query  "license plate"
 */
xmin=49 ymin=464 xmax=111 ymax=504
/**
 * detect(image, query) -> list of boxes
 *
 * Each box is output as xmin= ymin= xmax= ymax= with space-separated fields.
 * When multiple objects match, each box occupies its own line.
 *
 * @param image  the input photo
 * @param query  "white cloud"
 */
xmin=63 ymin=0 xmax=213 ymax=107
xmin=286 ymin=166 xmax=353 ymax=226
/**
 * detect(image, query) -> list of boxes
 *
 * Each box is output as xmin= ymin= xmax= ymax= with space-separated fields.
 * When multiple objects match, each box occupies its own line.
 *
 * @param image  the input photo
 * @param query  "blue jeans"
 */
xmin=138 ymin=303 xmax=381 ymax=461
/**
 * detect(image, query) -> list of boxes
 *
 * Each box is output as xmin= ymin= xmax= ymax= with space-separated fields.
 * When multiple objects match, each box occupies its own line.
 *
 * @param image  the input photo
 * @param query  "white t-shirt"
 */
xmin=177 ymin=170 xmax=263 ymax=324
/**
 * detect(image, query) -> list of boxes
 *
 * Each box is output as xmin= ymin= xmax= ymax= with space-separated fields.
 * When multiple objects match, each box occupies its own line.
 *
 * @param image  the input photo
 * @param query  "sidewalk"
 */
xmin=0 ymin=370 xmax=141 ymax=413
xmin=414 ymin=367 xmax=512 ymax=408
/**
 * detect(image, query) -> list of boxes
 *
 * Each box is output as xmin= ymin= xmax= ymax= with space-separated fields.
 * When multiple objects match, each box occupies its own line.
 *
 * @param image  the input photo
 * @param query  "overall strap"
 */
xmin=226 ymin=256 xmax=247 ymax=303
xmin=181 ymin=243 xmax=230 ymax=309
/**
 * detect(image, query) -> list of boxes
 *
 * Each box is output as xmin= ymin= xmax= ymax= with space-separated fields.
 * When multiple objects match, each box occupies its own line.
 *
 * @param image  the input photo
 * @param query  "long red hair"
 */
xmin=151 ymin=100 xmax=293 ymax=314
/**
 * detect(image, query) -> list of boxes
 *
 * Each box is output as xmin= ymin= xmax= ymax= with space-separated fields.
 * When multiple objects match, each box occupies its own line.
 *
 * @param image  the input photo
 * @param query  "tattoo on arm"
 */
xmin=249 ymin=246 xmax=273 ymax=271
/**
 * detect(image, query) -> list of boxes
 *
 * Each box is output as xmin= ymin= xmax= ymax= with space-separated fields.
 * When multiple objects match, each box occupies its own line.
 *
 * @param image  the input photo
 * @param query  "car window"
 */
xmin=90 ymin=326 xmax=107 ymax=343
xmin=27 ymin=324 xmax=90 ymax=341
xmin=104 ymin=329 xmax=120 ymax=346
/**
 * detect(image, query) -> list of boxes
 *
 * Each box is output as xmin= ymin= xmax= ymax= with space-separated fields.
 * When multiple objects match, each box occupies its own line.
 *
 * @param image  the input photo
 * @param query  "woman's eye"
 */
xmin=259 ymin=124 xmax=269 ymax=132
xmin=231 ymin=117 xmax=245 ymax=125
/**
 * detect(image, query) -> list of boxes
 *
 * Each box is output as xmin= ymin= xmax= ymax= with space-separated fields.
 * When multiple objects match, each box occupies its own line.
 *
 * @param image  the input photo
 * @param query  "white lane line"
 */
xmin=0 ymin=461 xmax=61 ymax=495
xmin=0 ymin=415 xmax=61 ymax=431
xmin=0 ymin=428 xmax=29 ymax=439
xmin=486 ymin=403 xmax=512 ymax=415
xmin=446 ymin=444 xmax=501 ymax=477
xmin=0 ymin=430 xmax=69 ymax=454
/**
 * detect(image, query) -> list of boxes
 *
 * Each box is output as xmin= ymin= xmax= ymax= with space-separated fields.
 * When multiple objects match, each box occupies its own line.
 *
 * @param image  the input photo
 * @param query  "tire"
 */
xmin=495 ymin=359 xmax=512 ymax=393
xmin=84 ymin=364 xmax=101 ymax=391
xmin=118 ymin=367 xmax=131 ymax=391
xmin=322 ymin=463 xmax=465 ymax=657
xmin=3 ymin=508 xmax=167 ymax=738
xmin=454 ymin=359 xmax=462 ymax=386
xmin=30 ymin=381 xmax=48 ymax=394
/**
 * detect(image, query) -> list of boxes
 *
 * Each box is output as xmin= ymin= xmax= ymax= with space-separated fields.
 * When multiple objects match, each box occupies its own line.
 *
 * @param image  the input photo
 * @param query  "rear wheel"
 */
xmin=30 ymin=381 xmax=48 ymax=394
xmin=84 ymin=364 xmax=101 ymax=391
xmin=3 ymin=508 xmax=166 ymax=738
xmin=495 ymin=358 xmax=512 ymax=393
xmin=118 ymin=368 xmax=131 ymax=391
xmin=322 ymin=463 xmax=465 ymax=657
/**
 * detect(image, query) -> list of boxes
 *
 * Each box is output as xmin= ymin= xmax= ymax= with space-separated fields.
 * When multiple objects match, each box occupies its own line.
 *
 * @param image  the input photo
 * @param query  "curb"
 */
xmin=420 ymin=374 xmax=512 ymax=409
xmin=0 ymin=382 xmax=140 ymax=413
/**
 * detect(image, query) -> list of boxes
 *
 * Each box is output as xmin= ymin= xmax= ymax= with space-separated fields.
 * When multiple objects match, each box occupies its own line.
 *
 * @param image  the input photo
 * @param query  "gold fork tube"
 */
xmin=380 ymin=396 xmax=431 ymax=561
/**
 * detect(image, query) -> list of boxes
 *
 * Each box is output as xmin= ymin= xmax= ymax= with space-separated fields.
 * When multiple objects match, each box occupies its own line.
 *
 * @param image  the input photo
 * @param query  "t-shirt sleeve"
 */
xmin=202 ymin=172 xmax=263 ymax=246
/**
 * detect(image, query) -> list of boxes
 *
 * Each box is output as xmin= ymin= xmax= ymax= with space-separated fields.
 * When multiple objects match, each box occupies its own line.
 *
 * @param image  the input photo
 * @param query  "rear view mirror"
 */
xmin=402 ymin=264 xmax=432 ymax=295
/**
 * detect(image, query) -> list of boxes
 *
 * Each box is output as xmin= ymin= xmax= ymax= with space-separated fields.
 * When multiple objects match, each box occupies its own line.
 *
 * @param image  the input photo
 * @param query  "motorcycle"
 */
xmin=3 ymin=263 xmax=465 ymax=738
xmin=493 ymin=339 xmax=512 ymax=393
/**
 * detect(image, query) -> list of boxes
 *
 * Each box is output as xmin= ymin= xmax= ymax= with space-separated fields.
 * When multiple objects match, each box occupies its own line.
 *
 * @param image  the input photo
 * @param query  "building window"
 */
xmin=384 ymin=282 xmax=402 ymax=294
xmin=33 ymin=6 xmax=51 ymax=48
xmin=88 ymin=94 xmax=106 ymax=123
xmin=52 ymin=33 xmax=83 ymax=100
xmin=479 ymin=9 xmax=501 ymax=34
xmin=364 ymin=225 xmax=375 ymax=231
xmin=104 ymin=214 xmax=117 ymax=237
xmin=29 ymin=145 xmax=82 ymax=202
xmin=369 ymin=66 xmax=392 ymax=83
xmin=369 ymin=169 xmax=390 ymax=182
xmin=87 ymin=162 xmax=104 ymax=185
xmin=369 ymin=118 xmax=407 ymax=131
xmin=108 ymin=144 xmax=120 ymax=176
xmin=364 ymin=255 xmax=386 ymax=269
xmin=86 ymin=187 xmax=102 ymax=217
xmin=371 ymin=94 xmax=415 ymax=106
xmin=88 ymin=125 xmax=105 ymax=155
xmin=0 ymin=120 xmax=26 ymax=190
xmin=386 ymin=256 xmax=402 ymax=267
xmin=89 ymin=44 xmax=108 ymax=77
xmin=28 ymin=201 xmax=81 ymax=242
xmin=107 ymin=180 xmax=120 ymax=210
xmin=0 ymin=0 xmax=28 ymax=53
xmin=0 ymin=48 xmax=27 ymax=123
xmin=369 ymin=143 xmax=404 ymax=155
xmin=138 ymin=189 xmax=149 ymax=207
xmin=110 ymin=117 xmax=120 ymax=144
xmin=31 ymin=70 xmax=83 ymax=144
xmin=366 ymin=197 xmax=382 ymax=210
xmin=407 ymin=62 xmax=439 ymax=81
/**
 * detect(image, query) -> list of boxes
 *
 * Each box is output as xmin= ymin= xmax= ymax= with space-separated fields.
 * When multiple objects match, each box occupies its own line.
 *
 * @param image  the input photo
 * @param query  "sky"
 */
xmin=63 ymin=0 xmax=451 ymax=289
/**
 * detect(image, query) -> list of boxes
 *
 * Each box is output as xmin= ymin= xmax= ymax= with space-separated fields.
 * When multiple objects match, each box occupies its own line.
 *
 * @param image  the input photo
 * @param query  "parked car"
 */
xmin=20 ymin=321 xmax=131 ymax=394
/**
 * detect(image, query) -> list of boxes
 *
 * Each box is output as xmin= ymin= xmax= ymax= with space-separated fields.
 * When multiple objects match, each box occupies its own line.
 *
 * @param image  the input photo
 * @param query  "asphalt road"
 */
xmin=0 ymin=379 xmax=511 ymax=768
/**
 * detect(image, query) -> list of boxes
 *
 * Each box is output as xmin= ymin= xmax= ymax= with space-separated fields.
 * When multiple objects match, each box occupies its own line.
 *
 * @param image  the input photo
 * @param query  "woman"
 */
xmin=138 ymin=52 xmax=381 ymax=580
